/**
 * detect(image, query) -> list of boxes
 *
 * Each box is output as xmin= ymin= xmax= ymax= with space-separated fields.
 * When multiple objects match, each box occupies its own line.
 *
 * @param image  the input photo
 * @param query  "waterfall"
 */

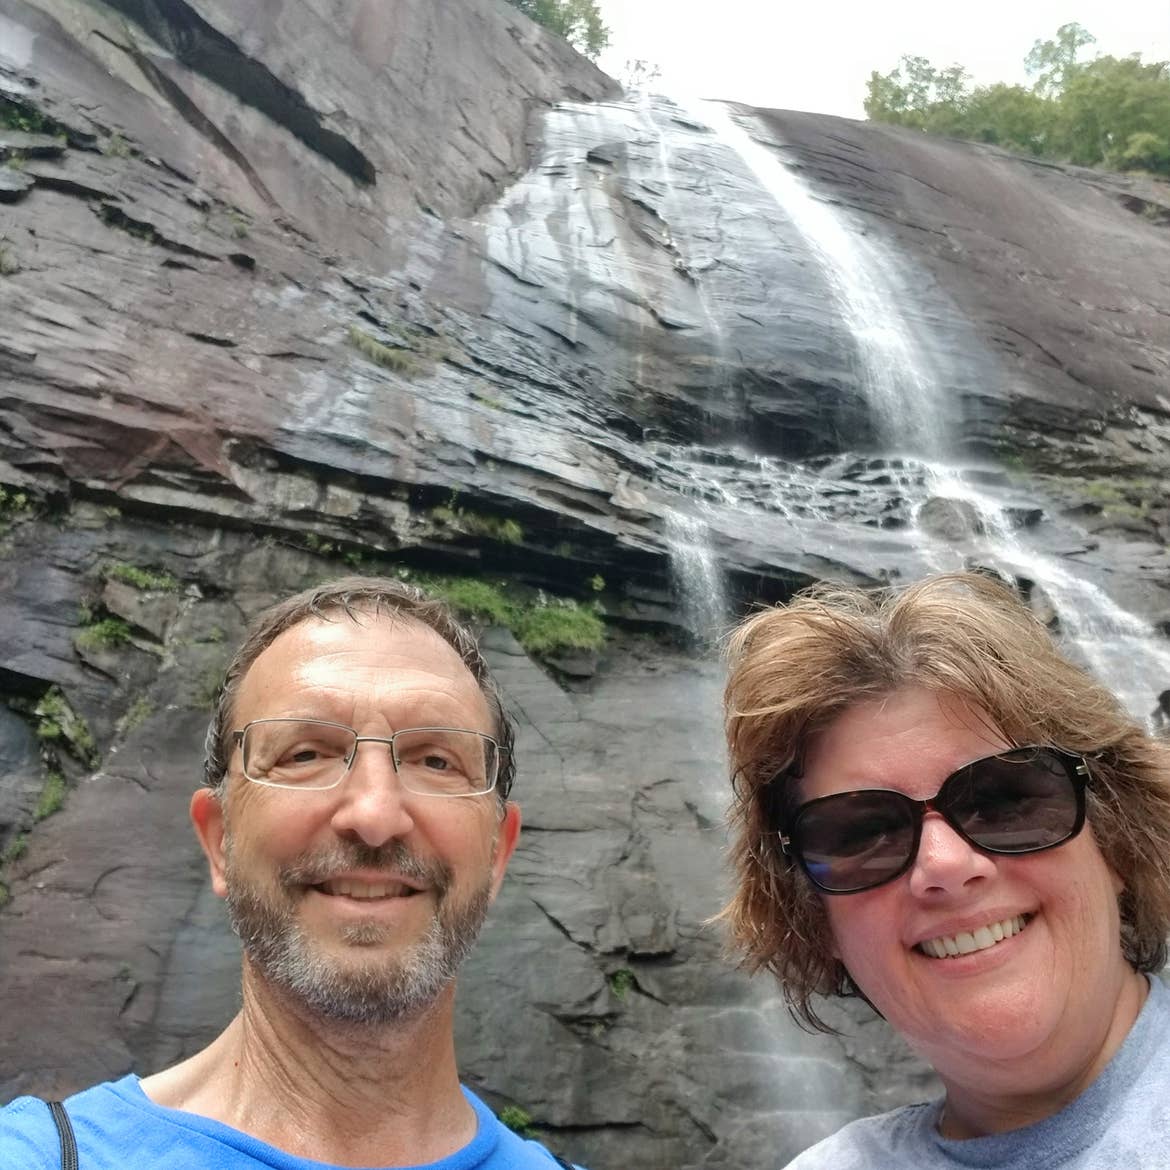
xmin=664 ymin=508 xmax=728 ymax=649
xmin=692 ymin=100 xmax=950 ymax=456
xmin=918 ymin=465 xmax=1170 ymax=719
xmin=700 ymin=100 xmax=1170 ymax=724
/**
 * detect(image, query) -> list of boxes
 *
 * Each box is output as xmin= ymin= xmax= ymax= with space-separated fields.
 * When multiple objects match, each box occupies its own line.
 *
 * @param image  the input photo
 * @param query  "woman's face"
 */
xmin=799 ymin=687 xmax=1140 ymax=1101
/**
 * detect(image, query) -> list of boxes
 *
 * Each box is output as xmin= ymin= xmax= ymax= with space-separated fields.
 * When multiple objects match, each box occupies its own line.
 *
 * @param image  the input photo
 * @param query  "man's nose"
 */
xmin=329 ymin=740 xmax=416 ymax=847
xmin=907 ymin=811 xmax=997 ymax=898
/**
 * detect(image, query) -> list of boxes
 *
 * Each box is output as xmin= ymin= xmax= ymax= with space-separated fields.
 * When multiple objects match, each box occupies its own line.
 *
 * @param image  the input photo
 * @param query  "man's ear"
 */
xmin=489 ymin=801 xmax=522 ymax=900
xmin=190 ymin=787 xmax=229 ymax=898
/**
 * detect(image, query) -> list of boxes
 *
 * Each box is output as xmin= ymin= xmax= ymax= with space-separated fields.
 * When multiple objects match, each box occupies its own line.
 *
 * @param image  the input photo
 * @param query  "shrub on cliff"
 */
xmin=505 ymin=0 xmax=609 ymax=59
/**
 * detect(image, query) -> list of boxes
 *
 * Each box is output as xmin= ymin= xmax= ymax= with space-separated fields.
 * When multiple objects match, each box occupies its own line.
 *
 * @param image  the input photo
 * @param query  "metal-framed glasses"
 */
xmin=233 ymin=719 xmax=501 ymax=797
xmin=779 ymin=746 xmax=1089 ymax=895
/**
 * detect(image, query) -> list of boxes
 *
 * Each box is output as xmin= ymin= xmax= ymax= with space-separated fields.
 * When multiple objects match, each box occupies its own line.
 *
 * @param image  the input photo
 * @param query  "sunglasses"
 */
xmin=779 ymin=747 xmax=1089 ymax=895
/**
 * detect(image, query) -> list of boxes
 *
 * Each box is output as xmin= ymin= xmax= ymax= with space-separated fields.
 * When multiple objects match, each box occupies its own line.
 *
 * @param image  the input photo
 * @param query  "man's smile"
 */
xmin=315 ymin=878 xmax=425 ymax=900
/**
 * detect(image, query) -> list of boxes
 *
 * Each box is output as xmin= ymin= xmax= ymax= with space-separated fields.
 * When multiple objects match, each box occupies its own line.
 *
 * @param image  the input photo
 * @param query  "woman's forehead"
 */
xmin=798 ymin=688 xmax=1008 ymax=798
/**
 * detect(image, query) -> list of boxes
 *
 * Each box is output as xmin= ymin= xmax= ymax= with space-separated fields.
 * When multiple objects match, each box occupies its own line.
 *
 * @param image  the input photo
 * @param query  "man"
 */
xmin=0 ymin=577 xmax=579 ymax=1169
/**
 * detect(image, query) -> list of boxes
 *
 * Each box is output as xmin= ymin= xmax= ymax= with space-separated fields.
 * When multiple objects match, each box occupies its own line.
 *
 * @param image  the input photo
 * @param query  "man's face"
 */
xmin=192 ymin=613 xmax=520 ymax=1024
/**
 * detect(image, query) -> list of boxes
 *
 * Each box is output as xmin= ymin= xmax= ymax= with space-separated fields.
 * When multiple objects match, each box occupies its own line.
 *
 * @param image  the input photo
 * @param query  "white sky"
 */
xmin=596 ymin=1 xmax=1170 ymax=118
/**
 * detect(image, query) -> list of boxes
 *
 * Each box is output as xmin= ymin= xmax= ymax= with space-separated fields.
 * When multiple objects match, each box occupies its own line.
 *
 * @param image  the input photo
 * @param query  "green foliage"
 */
xmin=303 ymin=533 xmax=336 ymax=556
xmin=228 ymin=211 xmax=249 ymax=239
xmin=512 ymin=599 xmax=604 ymax=655
xmin=608 ymin=968 xmax=636 ymax=999
xmin=34 ymin=770 xmax=66 ymax=821
xmin=0 ymin=245 xmax=18 ymax=277
xmin=498 ymin=1105 xmax=538 ymax=1138
xmin=425 ymin=577 xmax=515 ymax=626
xmin=104 ymin=561 xmax=178 ymax=592
xmin=1 ymin=834 xmax=28 ymax=865
xmin=347 ymin=325 xmax=420 ymax=377
xmin=588 ymin=574 xmax=605 ymax=592
xmin=0 ymin=486 xmax=30 ymax=513
xmin=35 ymin=716 xmax=61 ymax=742
xmin=505 ymin=0 xmax=608 ymax=59
xmin=1024 ymin=22 xmax=1096 ymax=98
xmin=419 ymin=576 xmax=606 ymax=656
xmin=1077 ymin=476 xmax=1154 ymax=519
xmin=431 ymin=505 xmax=523 ymax=545
xmin=76 ymin=617 xmax=133 ymax=651
xmin=865 ymin=25 xmax=1170 ymax=176
xmin=1115 ymin=131 xmax=1170 ymax=173
xmin=117 ymin=695 xmax=154 ymax=735
xmin=34 ymin=688 xmax=99 ymax=767
xmin=104 ymin=132 xmax=131 ymax=158
xmin=0 ymin=97 xmax=59 ymax=135
xmin=491 ymin=518 xmax=524 ymax=545
xmin=0 ymin=485 xmax=30 ymax=528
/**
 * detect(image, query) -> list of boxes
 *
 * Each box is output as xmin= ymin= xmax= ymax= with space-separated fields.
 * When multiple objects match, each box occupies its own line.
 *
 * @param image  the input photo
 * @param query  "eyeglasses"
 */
xmin=779 ymin=747 xmax=1089 ymax=894
xmin=232 ymin=719 xmax=501 ymax=797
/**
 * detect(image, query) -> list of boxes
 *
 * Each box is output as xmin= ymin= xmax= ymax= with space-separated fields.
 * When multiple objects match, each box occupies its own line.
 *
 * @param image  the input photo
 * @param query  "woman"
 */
xmin=723 ymin=572 xmax=1170 ymax=1166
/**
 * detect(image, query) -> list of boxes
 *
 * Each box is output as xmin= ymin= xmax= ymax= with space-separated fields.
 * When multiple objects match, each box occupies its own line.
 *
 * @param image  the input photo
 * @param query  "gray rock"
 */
xmin=102 ymin=579 xmax=181 ymax=643
xmin=0 ymin=167 xmax=32 ymax=200
xmin=917 ymin=496 xmax=985 ymax=542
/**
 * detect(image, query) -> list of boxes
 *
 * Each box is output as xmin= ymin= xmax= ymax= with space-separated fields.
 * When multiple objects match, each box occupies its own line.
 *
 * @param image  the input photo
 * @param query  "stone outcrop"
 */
xmin=1 ymin=0 xmax=1169 ymax=1166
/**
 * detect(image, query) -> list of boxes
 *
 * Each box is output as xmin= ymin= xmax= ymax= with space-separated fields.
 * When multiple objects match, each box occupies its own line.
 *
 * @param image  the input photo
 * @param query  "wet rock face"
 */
xmin=1 ymin=0 xmax=1169 ymax=1166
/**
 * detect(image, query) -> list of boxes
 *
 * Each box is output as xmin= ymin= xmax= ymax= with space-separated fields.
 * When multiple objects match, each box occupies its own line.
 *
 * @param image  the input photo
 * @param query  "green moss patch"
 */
xmin=347 ymin=325 xmax=421 ymax=376
xmin=415 ymin=574 xmax=606 ymax=656
xmin=75 ymin=617 xmax=133 ymax=651
xmin=103 ymin=562 xmax=178 ymax=591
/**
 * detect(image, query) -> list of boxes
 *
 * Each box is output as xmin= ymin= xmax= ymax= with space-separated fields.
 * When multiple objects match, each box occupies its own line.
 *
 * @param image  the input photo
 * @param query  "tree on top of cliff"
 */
xmin=864 ymin=23 xmax=1170 ymax=177
xmin=1024 ymin=21 xmax=1096 ymax=99
xmin=506 ymin=0 xmax=609 ymax=59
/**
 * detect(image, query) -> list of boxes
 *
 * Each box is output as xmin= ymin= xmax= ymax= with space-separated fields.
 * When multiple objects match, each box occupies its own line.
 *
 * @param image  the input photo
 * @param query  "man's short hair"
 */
xmin=203 ymin=576 xmax=516 ymax=803
xmin=722 ymin=570 xmax=1170 ymax=1031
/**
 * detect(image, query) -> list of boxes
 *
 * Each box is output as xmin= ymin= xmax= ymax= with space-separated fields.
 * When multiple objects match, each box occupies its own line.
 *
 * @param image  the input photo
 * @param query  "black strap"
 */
xmin=46 ymin=1100 xmax=78 ymax=1170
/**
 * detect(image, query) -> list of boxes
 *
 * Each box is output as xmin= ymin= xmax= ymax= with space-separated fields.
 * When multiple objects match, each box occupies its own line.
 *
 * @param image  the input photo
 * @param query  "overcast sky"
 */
xmin=595 ymin=1 xmax=1170 ymax=118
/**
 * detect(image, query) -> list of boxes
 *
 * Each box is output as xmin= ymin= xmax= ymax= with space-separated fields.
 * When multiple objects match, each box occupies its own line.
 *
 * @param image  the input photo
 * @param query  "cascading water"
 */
xmin=663 ymin=508 xmax=728 ymax=647
xmin=918 ymin=465 xmax=1170 ymax=718
xmin=699 ymin=100 xmax=1170 ymax=723
xmin=691 ymin=100 xmax=951 ymax=457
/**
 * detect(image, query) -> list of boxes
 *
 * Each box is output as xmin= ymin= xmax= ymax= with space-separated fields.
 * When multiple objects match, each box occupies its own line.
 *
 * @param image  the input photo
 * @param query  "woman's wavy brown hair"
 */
xmin=722 ymin=571 xmax=1170 ymax=1031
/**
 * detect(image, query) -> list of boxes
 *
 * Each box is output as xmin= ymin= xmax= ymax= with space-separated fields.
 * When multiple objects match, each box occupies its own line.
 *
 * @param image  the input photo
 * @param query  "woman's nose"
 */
xmin=907 ymin=811 xmax=997 ymax=898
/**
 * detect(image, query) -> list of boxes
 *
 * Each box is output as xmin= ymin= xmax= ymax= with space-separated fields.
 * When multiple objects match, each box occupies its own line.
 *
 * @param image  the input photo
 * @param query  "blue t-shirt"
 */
xmin=0 ymin=1076 xmax=577 ymax=1169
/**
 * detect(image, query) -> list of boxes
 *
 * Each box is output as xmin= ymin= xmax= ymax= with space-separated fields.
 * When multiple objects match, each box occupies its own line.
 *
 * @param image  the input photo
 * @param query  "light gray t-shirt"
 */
xmin=785 ymin=975 xmax=1170 ymax=1169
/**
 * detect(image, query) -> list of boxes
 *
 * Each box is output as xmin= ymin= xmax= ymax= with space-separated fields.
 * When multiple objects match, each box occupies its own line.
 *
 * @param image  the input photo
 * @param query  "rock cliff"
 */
xmin=1 ymin=1 xmax=1168 ymax=1166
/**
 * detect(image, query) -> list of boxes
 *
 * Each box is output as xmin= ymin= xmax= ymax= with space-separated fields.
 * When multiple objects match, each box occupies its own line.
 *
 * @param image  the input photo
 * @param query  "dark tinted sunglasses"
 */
xmin=779 ymin=747 xmax=1089 ymax=895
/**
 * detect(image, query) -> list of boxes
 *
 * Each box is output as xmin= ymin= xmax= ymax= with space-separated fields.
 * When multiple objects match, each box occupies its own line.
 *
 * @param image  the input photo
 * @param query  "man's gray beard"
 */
xmin=223 ymin=837 xmax=494 ymax=1025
